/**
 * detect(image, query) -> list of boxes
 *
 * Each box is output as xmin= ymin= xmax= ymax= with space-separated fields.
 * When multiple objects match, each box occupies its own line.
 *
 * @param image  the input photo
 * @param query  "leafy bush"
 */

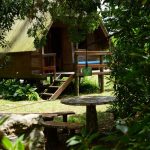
xmin=67 ymin=129 xmax=100 ymax=150
xmin=67 ymin=110 xmax=150 ymax=150
xmin=100 ymin=111 xmax=150 ymax=150
xmin=61 ymin=75 xmax=101 ymax=96
xmin=102 ymin=0 xmax=150 ymax=118
xmin=0 ymin=79 xmax=39 ymax=101
xmin=79 ymin=76 xmax=99 ymax=94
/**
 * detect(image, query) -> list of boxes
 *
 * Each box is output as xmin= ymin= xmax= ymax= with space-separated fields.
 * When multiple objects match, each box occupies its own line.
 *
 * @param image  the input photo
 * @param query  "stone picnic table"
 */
xmin=61 ymin=95 xmax=114 ymax=133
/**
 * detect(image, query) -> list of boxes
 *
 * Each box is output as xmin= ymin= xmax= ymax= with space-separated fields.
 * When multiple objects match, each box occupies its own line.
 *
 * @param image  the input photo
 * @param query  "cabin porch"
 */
xmin=31 ymin=49 xmax=111 ymax=100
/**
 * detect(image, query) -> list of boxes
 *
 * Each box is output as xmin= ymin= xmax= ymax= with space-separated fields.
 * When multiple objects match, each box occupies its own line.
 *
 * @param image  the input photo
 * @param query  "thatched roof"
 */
xmin=0 ymin=15 xmax=109 ymax=53
xmin=0 ymin=16 xmax=52 ymax=53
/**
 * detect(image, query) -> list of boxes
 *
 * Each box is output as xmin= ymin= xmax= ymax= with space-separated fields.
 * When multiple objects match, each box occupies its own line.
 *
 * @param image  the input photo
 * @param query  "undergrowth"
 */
xmin=0 ymin=79 xmax=39 ymax=101
xmin=62 ymin=75 xmax=112 ymax=96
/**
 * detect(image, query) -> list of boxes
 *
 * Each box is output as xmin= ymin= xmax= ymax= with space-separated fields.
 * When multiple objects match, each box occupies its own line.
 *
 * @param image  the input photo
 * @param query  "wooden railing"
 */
xmin=31 ymin=52 xmax=56 ymax=78
xmin=41 ymin=53 xmax=56 ymax=77
xmin=74 ymin=49 xmax=112 ymax=75
xmin=74 ymin=49 xmax=112 ymax=94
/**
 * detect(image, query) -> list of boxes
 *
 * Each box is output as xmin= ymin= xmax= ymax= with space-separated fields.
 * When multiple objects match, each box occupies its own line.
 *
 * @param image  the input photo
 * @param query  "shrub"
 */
xmin=79 ymin=76 xmax=99 ymax=94
xmin=102 ymin=0 xmax=150 ymax=118
xmin=67 ymin=110 xmax=150 ymax=150
xmin=0 ymin=79 xmax=39 ymax=101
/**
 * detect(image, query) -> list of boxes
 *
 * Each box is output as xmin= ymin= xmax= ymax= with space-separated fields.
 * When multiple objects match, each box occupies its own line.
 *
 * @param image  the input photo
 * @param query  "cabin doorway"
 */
xmin=45 ymin=27 xmax=63 ymax=71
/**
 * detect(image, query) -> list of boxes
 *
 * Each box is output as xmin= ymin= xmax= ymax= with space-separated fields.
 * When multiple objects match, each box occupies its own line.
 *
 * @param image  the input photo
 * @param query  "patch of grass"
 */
xmin=0 ymin=75 xmax=113 ymax=113
xmin=0 ymin=98 xmax=110 ymax=114
xmin=79 ymin=76 xmax=99 ymax=93
xmin=61 ymin=75 xmax=113 ymax=96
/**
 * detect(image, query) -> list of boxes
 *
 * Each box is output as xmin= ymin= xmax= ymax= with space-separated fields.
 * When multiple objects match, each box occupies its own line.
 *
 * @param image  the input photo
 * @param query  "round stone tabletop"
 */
xmin=61 ymin=95 xmax=115 ymax=106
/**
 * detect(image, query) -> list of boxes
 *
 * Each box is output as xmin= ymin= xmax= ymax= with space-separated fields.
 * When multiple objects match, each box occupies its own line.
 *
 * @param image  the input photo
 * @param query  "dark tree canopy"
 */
xmin=0 ymin=0 xmax=102 ymax=48
xmin=0 ymin=0 xmax=50 ymax=48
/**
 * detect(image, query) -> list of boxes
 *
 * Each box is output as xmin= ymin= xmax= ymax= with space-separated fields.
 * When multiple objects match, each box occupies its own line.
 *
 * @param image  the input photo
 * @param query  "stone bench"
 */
xmin=42 ymin=121 xmax=83 ymax=135
xmin=42 ymin=111 xmax=75 ymax=122
xmin=42 ymin=120 xmax=83 ymax=149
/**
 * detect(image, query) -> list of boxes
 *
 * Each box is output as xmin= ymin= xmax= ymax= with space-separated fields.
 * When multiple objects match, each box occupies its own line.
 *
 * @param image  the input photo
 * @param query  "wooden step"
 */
xmin=42 ymin=111 xmax=75 ymax=122
xmin=54 ymin=79 xmax=66 ymax=82
xmin=49 ymin=74 xmax=74 ymax=100
xmin=49 ymin=86 xmax=59 ymax=88
xmin=41 ymin=93 xmax=53 ymax=96
xmin=42 ymin=121 xmax=83 ymax=130
xmin=42 ymin=74 xmax=74 ymax=100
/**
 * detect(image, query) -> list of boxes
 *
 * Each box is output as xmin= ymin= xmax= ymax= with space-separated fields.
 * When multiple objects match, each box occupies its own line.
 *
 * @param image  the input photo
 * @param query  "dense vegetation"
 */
xmin=0 ymin=79 xmax=39 ymax=101
xmin=101 ymin=0 xmax=150 ymax=118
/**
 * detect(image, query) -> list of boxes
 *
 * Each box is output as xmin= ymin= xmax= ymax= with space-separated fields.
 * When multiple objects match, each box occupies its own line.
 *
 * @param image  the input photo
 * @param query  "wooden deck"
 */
xmin=48 ymin=70 xmax=111 ymax=76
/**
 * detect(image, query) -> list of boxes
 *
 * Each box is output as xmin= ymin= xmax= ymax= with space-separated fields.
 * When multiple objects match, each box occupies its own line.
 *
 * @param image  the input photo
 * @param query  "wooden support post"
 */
xmin=99 ymin=55 xmax=104 ymax=93
xmin=75 ymin=76 xmax=79 ymax=96
xmin=86 ymin=105 xmax=98 ymax=133
xmin=74 ymin=43 xmax=79 ymax=96
xmin=44 ymin=127 xmax=58 ymax=149
xmin=98 ymin=75 xmax=104 ymax=93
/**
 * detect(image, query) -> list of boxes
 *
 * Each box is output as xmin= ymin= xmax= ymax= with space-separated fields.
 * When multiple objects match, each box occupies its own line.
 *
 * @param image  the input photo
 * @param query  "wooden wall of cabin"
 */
xmin=45 ymin=23 xmax=74 ymax=72
xmin=61 ymin=28 xmax=73 ymax=72
xmin=0 ymin=52 xmax=34 ymax=79
xmin=44 ymin=22 xmax=109 ymax=73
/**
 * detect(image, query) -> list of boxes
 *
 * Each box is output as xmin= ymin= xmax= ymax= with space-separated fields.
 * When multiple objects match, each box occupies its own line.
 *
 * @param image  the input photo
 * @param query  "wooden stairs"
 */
xmin=41 ymin=73 xmax=74 ymax=100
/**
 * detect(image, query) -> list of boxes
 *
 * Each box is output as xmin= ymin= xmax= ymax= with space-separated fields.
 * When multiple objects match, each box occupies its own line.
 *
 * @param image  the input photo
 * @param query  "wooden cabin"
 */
xmin=0 ymin=19 xmax=111 ymax=99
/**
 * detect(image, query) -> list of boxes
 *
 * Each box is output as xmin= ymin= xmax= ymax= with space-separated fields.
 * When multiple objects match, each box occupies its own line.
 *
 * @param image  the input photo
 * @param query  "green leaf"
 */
xmin=116 ymin=124 xmax=128 ymax=134
xmin=0 ymin=116 xmax=9 ymax=125
xmin=13 ymin=140 xmax=25 ymax=150
xmin=2 ymin=136 xmax=13 ymax=150
xmin=87 ymin=132 xmax=99 ymax=143
xmin=13 ymin=135 xmax=25 ymax=150
xmin=67 ymin=139 xmax=81 ymax=147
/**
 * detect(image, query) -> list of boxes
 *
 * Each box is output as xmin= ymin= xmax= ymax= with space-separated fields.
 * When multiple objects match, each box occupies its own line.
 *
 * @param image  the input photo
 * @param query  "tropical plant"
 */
xmin=1 ymin=135 xmax=25 ymax=150
xmin=0 ymin=116 xmax=26 ymax=150
xmin=67 ymin=110 xmax=150 ymax=150
xmin=0 ymin=79 xmax=39 ymax=100
xmin=66 ymin=128 xmax=101 ymax=150
xmin=100 ymin=110 xmax=150 ymax=150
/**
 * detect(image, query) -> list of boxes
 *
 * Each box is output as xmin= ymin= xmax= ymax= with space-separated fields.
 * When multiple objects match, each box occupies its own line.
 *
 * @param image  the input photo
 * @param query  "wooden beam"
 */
xmin=74 ymin=50 xmax=112 ymax=56
xmin=49 ymin=74 xmax=74 ymax=100
xmin=77 ymin=64 xmax=107 ymax=69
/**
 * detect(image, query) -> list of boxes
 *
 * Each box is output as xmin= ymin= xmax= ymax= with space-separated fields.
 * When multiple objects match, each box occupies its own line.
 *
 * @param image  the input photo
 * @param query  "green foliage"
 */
xmin=101 ymin=0 xmax=150 ymax=117
xmin=67 ymin=128 xmax=100 ymax=150
xmin=0 ymin=79 xmax=39 ymax=101
xmin=0 ymin=0 xmax=50 ymax=48
xmin=0 ymin=116 xmax=9 ymax=126
xmin=67 ymin=110 xmax=150 ymax=150
xmin=80 ymin=76 xmax=99 ymax=94
xmin=49 ymin=0 xmax=101 ymax=43
xmin=100 ymin=111 xmax=150 ymax=150
xmin=2 ymin=135 xmax=25 ymax=150
xmin=0 ymin=117 xmax=27 ymax=150
xmin=1 ymin=0 xmax=102 ymax=48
